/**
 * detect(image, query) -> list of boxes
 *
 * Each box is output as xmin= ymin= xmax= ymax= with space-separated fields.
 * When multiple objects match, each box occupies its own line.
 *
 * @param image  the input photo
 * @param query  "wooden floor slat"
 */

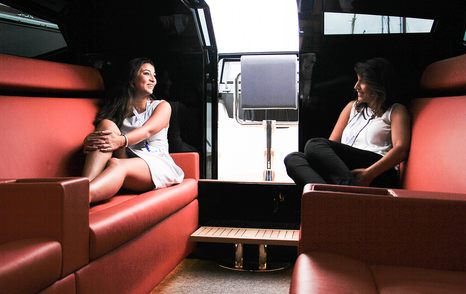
xmin=190 ymin=226 xmax=299 ymax=246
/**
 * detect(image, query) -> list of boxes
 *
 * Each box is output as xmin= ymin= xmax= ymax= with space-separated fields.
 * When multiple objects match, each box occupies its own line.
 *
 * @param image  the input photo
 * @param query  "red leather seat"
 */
xmin=0 ymin=239 xmax=62 ymax=294
xmin=291 ymin=54 xmax=466 ymax=293
xmin=0 ymin=54 xmax=199 ymax=293
xmin=291 ymin=253 xmax=466 ymax=294
xmin=88 ymin=179 xmax=198 ymax=260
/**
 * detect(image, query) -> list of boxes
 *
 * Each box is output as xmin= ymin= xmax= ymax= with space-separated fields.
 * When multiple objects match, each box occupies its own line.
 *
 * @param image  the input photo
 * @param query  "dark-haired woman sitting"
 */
xmin=284 ymin=57 xmax=410 ymax=189
xmin=82 ymin=58 xmax=184 ymax=203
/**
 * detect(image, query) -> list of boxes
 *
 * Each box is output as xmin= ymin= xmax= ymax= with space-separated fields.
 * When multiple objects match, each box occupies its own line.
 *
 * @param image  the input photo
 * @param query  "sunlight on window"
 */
xmin=206 ymin=0 xmax=299 ymax=54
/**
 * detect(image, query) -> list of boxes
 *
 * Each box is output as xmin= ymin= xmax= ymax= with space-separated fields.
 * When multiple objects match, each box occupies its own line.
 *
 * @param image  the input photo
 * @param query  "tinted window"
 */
xmin=324 ymin=12 xmax=434 ymax=35
xmin=0 ymin=3 xmax=66 ymax=57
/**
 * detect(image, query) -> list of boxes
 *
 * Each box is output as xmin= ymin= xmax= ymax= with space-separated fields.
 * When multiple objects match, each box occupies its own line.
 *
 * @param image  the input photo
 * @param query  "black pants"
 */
xmin=284 ymin=138 xmax=400 ymax=189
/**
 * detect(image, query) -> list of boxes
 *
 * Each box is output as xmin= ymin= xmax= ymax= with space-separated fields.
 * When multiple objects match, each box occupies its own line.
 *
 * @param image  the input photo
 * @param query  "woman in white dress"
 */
xmin=82 ymin=58 xmax=184 ymax=203
xmin=284 ymin=58 xmax=410 ymax=189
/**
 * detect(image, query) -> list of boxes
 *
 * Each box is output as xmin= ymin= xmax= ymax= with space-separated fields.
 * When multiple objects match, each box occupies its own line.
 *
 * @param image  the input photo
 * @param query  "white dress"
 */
xmin=341 ymin=102 xmax=398 ymax=156
xmin=120 ymin=99 xmax=184 ymax=188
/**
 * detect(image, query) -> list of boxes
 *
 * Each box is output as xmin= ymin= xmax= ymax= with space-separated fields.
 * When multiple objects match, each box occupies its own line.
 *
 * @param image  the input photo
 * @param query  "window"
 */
xmin=218 ymin=58 xmax=299 ymax=124
xmin=324 ymin=12 xmax=434 ymax=35
xmin=208 ymin=0 xmax=300 ymax=182
xmin=206 ymin=0 xmax=299 ymax=54
xmin=0 ymin=3 xmax=66 ymax=57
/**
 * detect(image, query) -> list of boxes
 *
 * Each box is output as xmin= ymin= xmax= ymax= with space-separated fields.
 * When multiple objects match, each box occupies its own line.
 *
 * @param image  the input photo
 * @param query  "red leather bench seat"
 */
xmin=0 ymin=54 xmax=199 ymax=293
xmin=0 ymin=239 xmax=62 ymax=294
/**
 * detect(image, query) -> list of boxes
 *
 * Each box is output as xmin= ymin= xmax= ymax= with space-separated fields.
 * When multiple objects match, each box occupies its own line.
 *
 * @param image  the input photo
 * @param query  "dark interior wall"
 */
xmin=301 ymin=34 xmax=438 ymax=143
xmin=65 ymin=1 xmax=208 ymax=156
xmin=153 ymin=53 xmax=205 ymax=153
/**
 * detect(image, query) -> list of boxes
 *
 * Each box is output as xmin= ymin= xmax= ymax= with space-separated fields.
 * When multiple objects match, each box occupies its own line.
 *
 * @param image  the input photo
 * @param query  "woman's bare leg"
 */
xmin=82 ymin=119 xmax=120 ymax=181
xmin=89 ymin=157 xmax=154 ymax=203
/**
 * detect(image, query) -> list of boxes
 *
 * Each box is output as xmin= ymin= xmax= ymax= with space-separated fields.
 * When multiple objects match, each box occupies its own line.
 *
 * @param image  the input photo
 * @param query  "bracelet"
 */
xmin=122 ymin=134 xmax=129 ymax=147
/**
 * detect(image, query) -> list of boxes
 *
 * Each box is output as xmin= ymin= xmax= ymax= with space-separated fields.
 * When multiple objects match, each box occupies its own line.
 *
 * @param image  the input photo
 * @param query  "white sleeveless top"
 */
xmin=120 ymin=99 xmax=184 ymax=188
xmin=341 ymin=102 xmax=398 ymax=156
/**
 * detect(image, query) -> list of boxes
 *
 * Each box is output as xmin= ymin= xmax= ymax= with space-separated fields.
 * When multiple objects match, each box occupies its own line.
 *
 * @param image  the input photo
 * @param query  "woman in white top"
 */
xmin=284 ymin=58 xmax=410 ymax=188
xmin=82 ymin=58 xmax=184 ymax=203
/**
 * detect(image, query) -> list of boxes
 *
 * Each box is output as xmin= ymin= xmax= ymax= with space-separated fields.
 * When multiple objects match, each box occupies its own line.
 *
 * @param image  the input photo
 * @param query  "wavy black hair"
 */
xmin=94 ymin=57 xmax=154 ymax=127
xmin=354 ymin=57 xmax=397 ymax=116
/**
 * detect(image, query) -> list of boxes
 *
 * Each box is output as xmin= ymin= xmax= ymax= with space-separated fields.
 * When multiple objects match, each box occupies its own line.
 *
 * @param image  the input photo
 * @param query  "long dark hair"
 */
xmin=94 ymin=57 xmax=154 ymax=127
xmin=354 ymin=57 xmax=396 ymax=116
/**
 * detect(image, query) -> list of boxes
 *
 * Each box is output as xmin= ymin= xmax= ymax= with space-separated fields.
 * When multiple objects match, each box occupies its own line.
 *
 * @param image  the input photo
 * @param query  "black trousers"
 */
xmin=284 ymin=138 xmax=400 ymax=189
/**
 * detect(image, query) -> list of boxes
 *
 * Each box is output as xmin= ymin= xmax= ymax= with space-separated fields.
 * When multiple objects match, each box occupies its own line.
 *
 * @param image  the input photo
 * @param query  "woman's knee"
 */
xmin=304 ymin=137 xmax=329 ymax=155
xmin=96 ymin=119 xmax=120 ymax=132
xmin=109 ymin=158 xmax=147 ymax=177
xmin=284 ymin=152 xmax=305 ymax=167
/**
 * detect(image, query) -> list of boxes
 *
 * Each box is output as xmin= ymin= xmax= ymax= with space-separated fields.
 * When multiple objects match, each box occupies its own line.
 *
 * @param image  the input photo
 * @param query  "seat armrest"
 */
xmin=171 ymin=152 xmax=200 ymax=180
xmin=300 ymin=184 xmax=466 ymax=271
xmin=307 ymin=183 xmax=391 ymax=195
xmin=0 ymin=177 xmax=89 ymax=276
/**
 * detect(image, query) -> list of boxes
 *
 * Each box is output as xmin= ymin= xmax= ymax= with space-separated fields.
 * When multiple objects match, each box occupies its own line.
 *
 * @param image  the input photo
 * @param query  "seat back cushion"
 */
xmin=0 ymin=54 xmax=103 ymax=178
xmin=0 ymin=54 xmax=103 ymax=93
xmin=402 ymin=54 xmax=466 ymax=193
xmin=402 ymin=96 xmax=466 ymax=193
xmin=0 ymin=97 xmax=98 ymax=178
xmin=420 ymin=54 xmax=466 ymax=93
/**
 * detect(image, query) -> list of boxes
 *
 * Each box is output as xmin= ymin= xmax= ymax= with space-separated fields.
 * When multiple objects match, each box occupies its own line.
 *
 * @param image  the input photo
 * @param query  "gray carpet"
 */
xmin=152 ymin=258 xmax=293 ymax=294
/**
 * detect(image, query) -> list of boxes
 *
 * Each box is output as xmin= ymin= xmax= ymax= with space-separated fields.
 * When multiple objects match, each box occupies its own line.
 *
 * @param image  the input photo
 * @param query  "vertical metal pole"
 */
xmin=258 ymin=244 xmax=267 ymax=270
xmin=264 ymin=120 xmax=275 ymax=181
xmin=234 ymin=243 xmax=244 ymax=269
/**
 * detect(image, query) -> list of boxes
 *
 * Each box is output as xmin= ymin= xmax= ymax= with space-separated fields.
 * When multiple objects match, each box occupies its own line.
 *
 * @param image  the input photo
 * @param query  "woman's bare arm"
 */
xmin=329 ymin=101 xmax=354 ymax=142
xmin=352 ymin=104 xmax=411 ymax=185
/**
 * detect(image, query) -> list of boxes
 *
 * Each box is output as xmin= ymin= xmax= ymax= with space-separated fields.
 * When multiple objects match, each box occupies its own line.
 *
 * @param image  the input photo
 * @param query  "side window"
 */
xmin=0 ymin=3 xmax=66 ymax=57
xmin=324 ymin=12 xmax=434 ymax=35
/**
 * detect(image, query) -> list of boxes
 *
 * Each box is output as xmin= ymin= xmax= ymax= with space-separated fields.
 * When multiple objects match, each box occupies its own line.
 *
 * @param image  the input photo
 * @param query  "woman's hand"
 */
xmin=83 ymin=130 xmax=124 ymax=153
xmin=351 ymin=168 xmax=375 ymax=186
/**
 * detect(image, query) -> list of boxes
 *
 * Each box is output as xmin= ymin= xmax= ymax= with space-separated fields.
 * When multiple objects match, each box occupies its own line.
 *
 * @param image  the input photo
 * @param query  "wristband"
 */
xmin=122 ymin=134 xmax=129 ymax=147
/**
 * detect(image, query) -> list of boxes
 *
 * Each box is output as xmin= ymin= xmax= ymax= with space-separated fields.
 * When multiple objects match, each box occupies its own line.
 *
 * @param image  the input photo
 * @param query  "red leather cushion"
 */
xmin=77 ymin=200 xmax=198 ymax=294
xmin=290 ymin=253 xmax=466 ymax=294
xmin=0 ymin=97 xmax=98 ymax=178
xmin=171 ymin=152 xmax=200 ymax=180
xmin=372 ymin=265 xmax=466 ymax=293
xmin=420 ymin=54 xmax=466 ymax=92
xmin=40 ymin=274 xmax=76 ymax=294
xmin=403 ymin=96 xmax=466 ymax=193
xmin=0 ymin=239 xmax=62 ymax=294
xmin=290 ymin=253 xmax=378 ymax=294
xmin=0 ymin=54 xmax=104 ymax=93
xmin=0 ymin=178 xmax=90 ymax=276
xmin=88 ymin=179 xmax=197 ymax=260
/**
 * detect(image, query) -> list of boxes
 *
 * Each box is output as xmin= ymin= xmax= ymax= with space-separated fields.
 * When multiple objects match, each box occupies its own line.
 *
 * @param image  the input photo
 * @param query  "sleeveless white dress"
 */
xmin=341 ymin=102 xmax=399 ymax=156
xmin=120 ymin=99 xmax=184 ymax=188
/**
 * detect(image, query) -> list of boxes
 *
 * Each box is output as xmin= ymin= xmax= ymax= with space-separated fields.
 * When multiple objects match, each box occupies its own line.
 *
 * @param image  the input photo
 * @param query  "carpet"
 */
xmin=152 ymin=258 xmax=293 ymax=294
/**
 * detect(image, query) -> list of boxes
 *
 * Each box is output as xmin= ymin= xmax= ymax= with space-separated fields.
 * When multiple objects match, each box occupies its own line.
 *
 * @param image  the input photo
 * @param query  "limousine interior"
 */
xmin=1 ymin=0 xmax=465 ymax=293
